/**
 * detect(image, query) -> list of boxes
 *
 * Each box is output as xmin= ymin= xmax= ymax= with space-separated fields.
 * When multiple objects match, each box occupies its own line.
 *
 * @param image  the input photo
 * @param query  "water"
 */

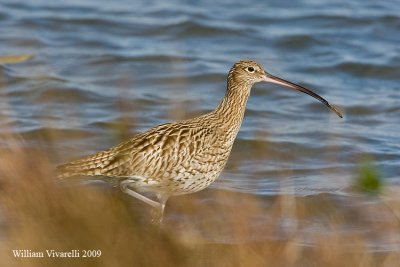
xmin=0 ymin=0 xmax=399 ymax=249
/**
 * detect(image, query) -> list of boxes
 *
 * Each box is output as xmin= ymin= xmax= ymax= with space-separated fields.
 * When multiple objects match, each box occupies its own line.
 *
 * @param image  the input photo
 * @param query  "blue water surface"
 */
xmin=0 ymin=0 xmax=399 ymax=196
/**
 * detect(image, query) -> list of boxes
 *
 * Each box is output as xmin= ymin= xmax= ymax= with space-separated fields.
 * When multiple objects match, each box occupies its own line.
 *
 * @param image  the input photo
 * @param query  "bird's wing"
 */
xmin=57 ymin=120 xmax=217 ymax=180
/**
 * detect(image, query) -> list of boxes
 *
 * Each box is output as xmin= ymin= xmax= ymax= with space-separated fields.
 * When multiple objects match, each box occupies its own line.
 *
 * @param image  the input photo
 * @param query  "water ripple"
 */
xmin=0 ymin=0 xmax=398 ymax=205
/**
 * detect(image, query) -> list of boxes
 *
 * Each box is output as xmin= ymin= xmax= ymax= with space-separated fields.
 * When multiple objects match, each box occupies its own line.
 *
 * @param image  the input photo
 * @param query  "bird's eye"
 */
xmin=247 ymin=67 xmax=255 ymax=73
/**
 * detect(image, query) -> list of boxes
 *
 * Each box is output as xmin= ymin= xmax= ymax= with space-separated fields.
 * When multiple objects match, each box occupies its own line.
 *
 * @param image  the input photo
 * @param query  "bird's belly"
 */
xmin=128 ymin=143 xmax=233 ymax=195
xmin=132 ymin=158 xmax=226 ymax=196
xmin=168 ymin=151 xmax=229 ymax=195
xmin=170 ymin=168 xmax=222 ymax=195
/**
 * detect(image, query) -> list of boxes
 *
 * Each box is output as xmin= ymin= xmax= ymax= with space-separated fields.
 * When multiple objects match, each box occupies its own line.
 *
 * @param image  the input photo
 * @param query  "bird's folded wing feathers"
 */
xmin=57 ymin=120 xmax=217 ymax=179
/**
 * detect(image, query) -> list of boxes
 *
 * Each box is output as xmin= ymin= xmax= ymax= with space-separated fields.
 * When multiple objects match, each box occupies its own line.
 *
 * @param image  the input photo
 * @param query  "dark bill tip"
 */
xmin=263 ymin=74 xmax=343 ymax=118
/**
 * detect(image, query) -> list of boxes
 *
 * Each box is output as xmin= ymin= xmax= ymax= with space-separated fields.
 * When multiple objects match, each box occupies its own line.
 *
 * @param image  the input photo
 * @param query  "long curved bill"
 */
xmin=263 ymin=73 xmax=343 ymax=118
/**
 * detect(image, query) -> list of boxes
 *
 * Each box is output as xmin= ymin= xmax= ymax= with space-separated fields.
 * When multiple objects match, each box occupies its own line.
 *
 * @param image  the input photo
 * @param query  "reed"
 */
xmin=0 ymin=137 xmax=399 ymax=267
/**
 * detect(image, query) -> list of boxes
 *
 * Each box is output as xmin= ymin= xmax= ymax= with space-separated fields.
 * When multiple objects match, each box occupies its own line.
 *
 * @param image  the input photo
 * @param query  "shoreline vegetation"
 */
xmin=0 ymin=54 xmax=33 ymax=64
xmin=0 ymin=137 xmax=399 ymax=267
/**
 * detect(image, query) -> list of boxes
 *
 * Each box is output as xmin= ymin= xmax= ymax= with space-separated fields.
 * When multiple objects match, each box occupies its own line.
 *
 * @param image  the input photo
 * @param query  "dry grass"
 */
xmin=0 ymin=138 xmax=399 ymax=267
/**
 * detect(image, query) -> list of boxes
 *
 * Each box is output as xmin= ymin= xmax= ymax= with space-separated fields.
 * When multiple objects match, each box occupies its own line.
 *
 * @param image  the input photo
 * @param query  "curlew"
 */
xmin=57 ymin=60 xmax=342 ymax=222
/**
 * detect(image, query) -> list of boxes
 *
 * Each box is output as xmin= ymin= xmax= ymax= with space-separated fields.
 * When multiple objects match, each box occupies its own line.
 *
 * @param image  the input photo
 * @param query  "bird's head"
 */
xmin=228 ymin=60 xmax=343 ymax=118
xmin=228 ymin=60 xmax=267 ymax=85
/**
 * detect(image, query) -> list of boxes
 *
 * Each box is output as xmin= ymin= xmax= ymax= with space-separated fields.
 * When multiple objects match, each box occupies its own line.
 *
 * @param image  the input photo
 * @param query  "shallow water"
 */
xmin=0 ymin=0 xmax=399 ymax=250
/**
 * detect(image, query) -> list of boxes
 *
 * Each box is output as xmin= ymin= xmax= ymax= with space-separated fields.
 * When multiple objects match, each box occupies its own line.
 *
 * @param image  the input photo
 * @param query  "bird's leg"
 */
xmin=120 ymin=181 xmax=161 ymax=209
xmin=151 ymin=194 xmax=169 ymax=224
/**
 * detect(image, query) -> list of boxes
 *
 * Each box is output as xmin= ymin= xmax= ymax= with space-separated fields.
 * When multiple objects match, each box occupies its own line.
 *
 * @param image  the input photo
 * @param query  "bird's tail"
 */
xmin=56 ymin=149 xmax=121 ymax=179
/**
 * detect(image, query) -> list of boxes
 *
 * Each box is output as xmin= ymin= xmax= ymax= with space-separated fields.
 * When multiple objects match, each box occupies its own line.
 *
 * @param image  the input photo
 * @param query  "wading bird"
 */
xmin=57 ymin=60 xmax=342 ymax=222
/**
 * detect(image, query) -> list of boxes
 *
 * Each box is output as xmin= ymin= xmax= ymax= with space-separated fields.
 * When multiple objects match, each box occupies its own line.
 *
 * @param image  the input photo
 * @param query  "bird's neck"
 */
xmin=214 ymin=82 xmax=252 ymax=134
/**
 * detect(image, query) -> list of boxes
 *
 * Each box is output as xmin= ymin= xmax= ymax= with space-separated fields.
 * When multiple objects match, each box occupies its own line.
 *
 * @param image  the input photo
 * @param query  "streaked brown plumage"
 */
xmin=57 ymin=60 xmax=342 ymax=222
